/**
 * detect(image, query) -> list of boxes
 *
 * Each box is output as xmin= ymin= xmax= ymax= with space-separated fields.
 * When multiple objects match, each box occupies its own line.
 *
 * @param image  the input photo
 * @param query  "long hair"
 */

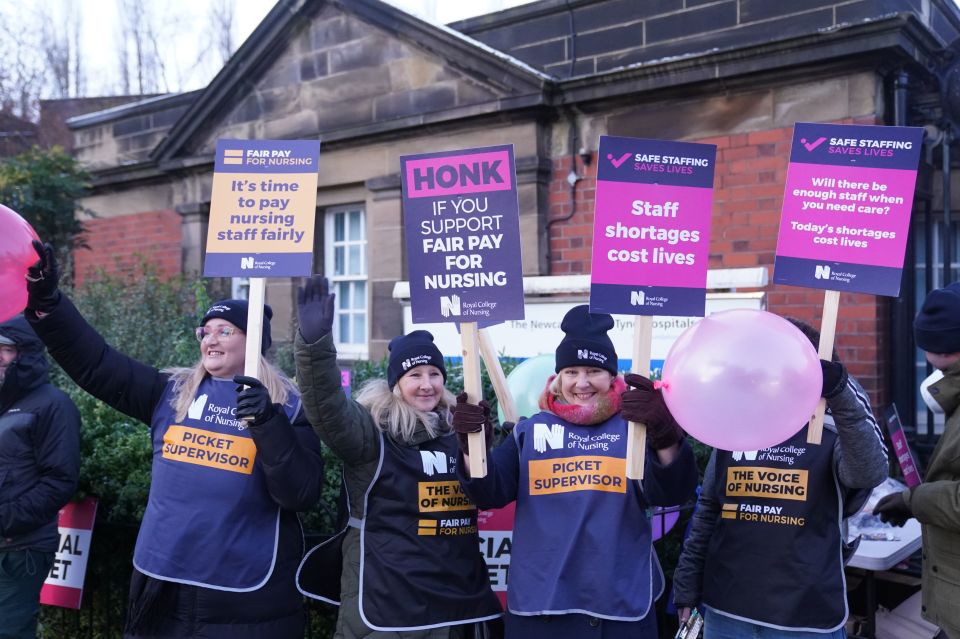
xmin=355 ymin=378 xmax=456 ymax=443
xmin=163 ymin=356 xmax=296 ymax=422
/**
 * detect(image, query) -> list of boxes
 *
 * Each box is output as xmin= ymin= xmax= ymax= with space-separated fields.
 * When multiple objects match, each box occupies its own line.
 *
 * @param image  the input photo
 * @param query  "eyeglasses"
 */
xmin=195 ymin=326 xmax=240 ymax=342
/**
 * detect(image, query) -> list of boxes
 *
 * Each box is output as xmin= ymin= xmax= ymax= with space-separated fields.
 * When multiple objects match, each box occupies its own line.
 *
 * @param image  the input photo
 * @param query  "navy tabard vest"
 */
xmin=509 ymin=411 xmax=657 ymax=620
xmin=357 ymin=431 xmax=501 ymax=631
xmin=133 ymin=377 xmax=300 ymax=591
xmin=702 ymin=423 xmax=848 ymax=632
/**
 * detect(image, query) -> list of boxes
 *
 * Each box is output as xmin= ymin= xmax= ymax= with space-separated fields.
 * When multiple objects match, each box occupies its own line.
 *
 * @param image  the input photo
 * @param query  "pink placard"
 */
xmin=404 ymin=150 xmax=513 ymax=198
xmin=777 ymin=163 xmax=915 ymax=266
xmin=591 ymin=181 xmax=713 ymax=288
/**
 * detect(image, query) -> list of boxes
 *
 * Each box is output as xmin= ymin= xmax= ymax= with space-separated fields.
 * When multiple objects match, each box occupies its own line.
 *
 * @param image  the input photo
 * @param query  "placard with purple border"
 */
xmin=204 ymin=139 xmax=320 ymax=277
xmin=401 ymin=145 xmax=524 ymax=324
xmin=883 ymin=405 xmax=922 ymax=488
xmin=590 ymin=135 xmax=716 ymax=317
xmin=773 ymin=123 xmax=922 ymax=296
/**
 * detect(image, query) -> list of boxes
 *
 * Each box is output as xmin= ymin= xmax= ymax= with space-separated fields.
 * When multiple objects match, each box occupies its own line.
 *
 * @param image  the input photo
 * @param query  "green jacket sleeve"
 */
xmin=294 ymin=331 xmax=380 ymax=465
xmin=907 ymin=481 xmax=960 ymax=530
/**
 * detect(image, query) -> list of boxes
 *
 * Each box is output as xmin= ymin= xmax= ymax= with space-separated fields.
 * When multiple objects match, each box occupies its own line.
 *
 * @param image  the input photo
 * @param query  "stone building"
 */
xmin=65 ymin=0 xmax=960 ymax=436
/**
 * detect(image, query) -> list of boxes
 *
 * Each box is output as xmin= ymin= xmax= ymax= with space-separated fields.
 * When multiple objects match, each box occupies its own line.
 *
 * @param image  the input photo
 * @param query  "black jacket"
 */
xmin=28 ymin=296 xmax=325 ymax=638
xmin=0 ymin=315 xmax=81 ymax=552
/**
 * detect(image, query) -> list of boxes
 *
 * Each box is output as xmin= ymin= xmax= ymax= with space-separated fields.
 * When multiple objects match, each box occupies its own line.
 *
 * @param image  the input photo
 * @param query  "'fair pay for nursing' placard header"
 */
xmin=205 ymin=139 xmax=320 ymax=277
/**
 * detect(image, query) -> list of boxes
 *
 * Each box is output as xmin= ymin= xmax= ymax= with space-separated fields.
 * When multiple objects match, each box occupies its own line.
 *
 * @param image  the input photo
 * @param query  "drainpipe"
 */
xmin=944 ymin=127 xmax=953 ymax=285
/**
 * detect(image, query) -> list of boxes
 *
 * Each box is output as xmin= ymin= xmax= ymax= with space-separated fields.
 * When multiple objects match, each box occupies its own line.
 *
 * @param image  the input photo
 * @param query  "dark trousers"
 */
xmin=504 ymin=611 xmax=657 ymax=639
xmin=0 ymin=549 xmax=55 ymax=639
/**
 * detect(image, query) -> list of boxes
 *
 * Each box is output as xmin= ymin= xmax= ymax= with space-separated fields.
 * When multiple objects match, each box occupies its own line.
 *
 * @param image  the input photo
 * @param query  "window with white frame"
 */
xmin=325 ymin=205 xmax=367 ymax=357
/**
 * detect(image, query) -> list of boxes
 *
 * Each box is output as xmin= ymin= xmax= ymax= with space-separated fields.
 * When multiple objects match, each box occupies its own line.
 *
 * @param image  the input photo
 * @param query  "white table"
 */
xmin=846 ymin=519 xmax=923 ymax=638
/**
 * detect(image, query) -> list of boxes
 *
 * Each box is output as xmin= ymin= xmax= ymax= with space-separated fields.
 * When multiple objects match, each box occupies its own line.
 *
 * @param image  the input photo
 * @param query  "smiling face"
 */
xmin=0 ymin=344 xmax=17 ymax=383
xmin=198 ymin=320 xmax=246 ymax=379
xmin=396 ymin=364 xmax=445 ymax=412
xmin=559 ymin=366 xmax=615 ymax=407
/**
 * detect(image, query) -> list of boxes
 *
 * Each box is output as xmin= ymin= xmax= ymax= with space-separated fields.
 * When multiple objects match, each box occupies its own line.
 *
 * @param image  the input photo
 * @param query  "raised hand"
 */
xmin=296 ymin=275 xmax=335 ymax=343
xmin=25 ymin=240 xmax=61 ymax=313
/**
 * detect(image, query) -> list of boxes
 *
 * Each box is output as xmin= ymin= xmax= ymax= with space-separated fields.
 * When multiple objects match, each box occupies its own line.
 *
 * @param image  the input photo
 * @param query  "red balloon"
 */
xmin=0 ymin=204 xmax=40 ymax=323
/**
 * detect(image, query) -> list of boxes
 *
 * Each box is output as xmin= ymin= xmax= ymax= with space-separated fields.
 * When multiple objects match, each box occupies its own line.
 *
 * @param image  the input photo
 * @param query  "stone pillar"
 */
xmin=365 ymin=174 xmax=405 ymax=359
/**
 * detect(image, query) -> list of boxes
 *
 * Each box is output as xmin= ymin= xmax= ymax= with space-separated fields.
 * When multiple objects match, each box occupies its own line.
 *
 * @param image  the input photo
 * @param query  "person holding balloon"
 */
xmin=671 ymin=317 xmax=888 ymax=639
xmin=456 ymin=304 xmax=698 ymax=639
xmin=293 ymin=276 xmax=502 ymax=638
xmin=873 ymin=282 xmax=960 ymax=638
xmin=22 ymin=242 xmax=325 ymax=638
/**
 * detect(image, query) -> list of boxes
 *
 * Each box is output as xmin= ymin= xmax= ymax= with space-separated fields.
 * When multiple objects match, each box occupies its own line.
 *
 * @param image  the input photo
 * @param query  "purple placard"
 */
xmin=773 ymin=123 xmax=922 ymax=296
xmin=340 ymin=369 xmax=351 ymax=397
xmin=590 ymin=136 xmax=717 ymax=317
xmin=214 ymin=139 xmax=320 ymax=174
xmin=884 ymin=405 xmax=922 ymax=488
xmin=400 ymin=145 xmax=525 ymax=324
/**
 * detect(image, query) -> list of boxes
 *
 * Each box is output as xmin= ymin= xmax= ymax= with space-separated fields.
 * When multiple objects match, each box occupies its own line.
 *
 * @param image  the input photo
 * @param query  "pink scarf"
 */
xmin=538 ymin=375 xmax=625 ymax=426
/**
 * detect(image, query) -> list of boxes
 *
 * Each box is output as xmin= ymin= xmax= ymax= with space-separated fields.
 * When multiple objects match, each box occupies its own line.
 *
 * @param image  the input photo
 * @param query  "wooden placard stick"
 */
xmin=461 ymin=322 xmax=487 ymax=477
xmin=807 ymin=289 xmax=840 ymax=444
xmin=478 ymin=328 xmax=519 ymax=424
xmin=626 ymin=315 xmax=654 ymax=479
xmin=239 ymin=278 xmax=266 ymax=423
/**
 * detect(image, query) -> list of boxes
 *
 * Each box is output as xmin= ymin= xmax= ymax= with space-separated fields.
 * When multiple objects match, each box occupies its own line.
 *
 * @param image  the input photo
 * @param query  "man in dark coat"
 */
xmin=0 ymin=314 xmax=81 ymax=638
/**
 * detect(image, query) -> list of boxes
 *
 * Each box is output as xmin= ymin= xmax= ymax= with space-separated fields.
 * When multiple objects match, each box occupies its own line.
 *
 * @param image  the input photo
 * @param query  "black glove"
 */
xmin=821 ymin=359 xmax=848 ymax=399
xmin=873 ymin=492 xmax=912 ymax=527
xmin=25 ymin=240 xmax=61 ymax=313
xmin=296 ymin=275 xmax=336 ymax=343
xmin=452 ymin=392 xmax=493 ymax=453
xmin=621 ymin=374 xmax=684 ymax=450
xmin=234 ymin=375 xmax=279 ymax=427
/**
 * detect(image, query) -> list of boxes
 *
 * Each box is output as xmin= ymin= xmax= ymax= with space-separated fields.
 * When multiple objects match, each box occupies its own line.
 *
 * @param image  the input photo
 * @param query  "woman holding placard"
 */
xmin=672 ymin=318 xmax=887 ymax=638
xmin=23 ymin=242 xmax=325 ymax=638
xmin=293 ymin=276 xmax=501 ymax=638
xmin=457 ymin=304 xmax=698 ymax=638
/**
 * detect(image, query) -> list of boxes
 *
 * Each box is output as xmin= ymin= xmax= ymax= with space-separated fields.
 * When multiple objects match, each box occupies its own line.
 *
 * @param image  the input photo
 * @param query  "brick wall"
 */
xmin=74 ymin=210 xmax=182 ymax=286
xmin=548 ymin=118 xmax=888 ymax=405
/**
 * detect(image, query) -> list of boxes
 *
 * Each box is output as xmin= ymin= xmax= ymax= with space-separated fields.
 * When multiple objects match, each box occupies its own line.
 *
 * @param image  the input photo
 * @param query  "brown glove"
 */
xmin=451 ymin=392 xmax=493 ymax=453
xmin=621 ymin=373 xmax=684 ymax=450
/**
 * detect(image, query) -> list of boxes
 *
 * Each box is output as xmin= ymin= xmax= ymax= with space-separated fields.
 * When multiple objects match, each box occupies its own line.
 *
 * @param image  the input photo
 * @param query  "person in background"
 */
xmin=673 ymin=318 xmax=888 ymax=638
xmin=294 ymin=275 xmax=501 ymax=639
xmin=24 ymin=242 xmax=324 ymax=638
xmin=0 ymin=314 xmax=81 ymax=639
xmin=456 ymin=304 xmax=698 ymax=638
xmin=875 ymin=282 xmax=960 ymax=638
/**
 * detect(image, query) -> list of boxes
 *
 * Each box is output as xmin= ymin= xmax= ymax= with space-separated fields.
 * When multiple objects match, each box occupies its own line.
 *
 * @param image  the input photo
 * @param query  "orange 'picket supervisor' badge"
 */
xmin=162 ymin=425 xmax=257 ymax=474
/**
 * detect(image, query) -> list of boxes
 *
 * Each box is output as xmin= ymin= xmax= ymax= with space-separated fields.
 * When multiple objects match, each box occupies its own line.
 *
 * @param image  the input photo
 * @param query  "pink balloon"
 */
xmin=0 ymin=204 xmax=40 ymax=323
xmin=661 ymin=309 xmax=822 ymax=452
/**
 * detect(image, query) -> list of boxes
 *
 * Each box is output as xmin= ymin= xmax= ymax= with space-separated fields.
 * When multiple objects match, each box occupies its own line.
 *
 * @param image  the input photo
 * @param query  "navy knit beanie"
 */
xmin=387 ymin=330 xmax=446 ymax=389
xmin=201 ymin=299 xmax=273 ymax=354
xmin=914 ymin=282 xmax=960 ymax=354
xmin=555 ymin=305 xmax=618 ymax=375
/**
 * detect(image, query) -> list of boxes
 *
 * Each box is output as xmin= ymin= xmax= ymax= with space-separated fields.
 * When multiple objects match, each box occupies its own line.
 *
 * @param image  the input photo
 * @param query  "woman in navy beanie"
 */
xmin=457 ymin=304 xmax=698 ymax=638
xmin=294 ymin=276 xmax=500 ymax=638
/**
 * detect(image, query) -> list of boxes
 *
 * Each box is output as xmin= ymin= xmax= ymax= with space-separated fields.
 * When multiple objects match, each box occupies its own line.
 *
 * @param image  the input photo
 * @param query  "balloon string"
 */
xmin=654 ymin=380 xmax=668 ymax=390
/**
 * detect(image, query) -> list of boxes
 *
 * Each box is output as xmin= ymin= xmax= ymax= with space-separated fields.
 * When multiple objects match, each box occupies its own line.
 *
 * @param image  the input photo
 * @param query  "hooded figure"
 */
xmin=0 ymin=315 xmax=81 ymax=639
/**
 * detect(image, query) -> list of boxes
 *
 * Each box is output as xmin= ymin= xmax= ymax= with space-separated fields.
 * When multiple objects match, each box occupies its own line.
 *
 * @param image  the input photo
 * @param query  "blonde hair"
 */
xmin=355 ymin=378 xmax=456 ymax=443
xmin=164 ymin=356 xmax=296 ymax=422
